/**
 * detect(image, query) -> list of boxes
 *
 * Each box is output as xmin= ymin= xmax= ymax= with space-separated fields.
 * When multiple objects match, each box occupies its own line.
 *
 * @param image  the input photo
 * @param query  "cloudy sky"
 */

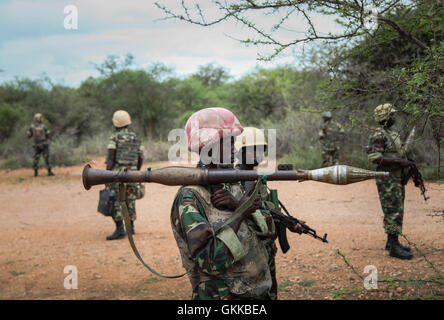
xmin=0 ymin=0 xmax=341 ymax=87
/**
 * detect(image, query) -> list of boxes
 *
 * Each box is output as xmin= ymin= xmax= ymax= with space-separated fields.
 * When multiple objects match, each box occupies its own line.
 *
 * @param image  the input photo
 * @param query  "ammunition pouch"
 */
xmin=98 ymin=187 xmax=116 ymax=216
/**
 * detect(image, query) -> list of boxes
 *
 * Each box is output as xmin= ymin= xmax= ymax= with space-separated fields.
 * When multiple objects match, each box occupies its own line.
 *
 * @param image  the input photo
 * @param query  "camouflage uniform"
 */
xmin=107 ymin=128 xmax=142 ymax=223
xmin=318 ymin=121 xmax=344 ymax=167
xmin=27 ymin=122 xmax=52 ymax=171
xmin=171 ymin=181 xmax=276 ymax=300
xmin=366 ymin=127 xmax=407 ymax=235
xmin=240 ymin=178 xmax=278 ymax=300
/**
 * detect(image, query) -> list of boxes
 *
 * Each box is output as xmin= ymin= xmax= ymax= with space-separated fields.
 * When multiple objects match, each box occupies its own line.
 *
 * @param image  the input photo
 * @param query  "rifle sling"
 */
xmin=118 ymin=183 xmax=190 ymax=279
xmin=215 ymin=178 xmax=264 ymax=232
xmin=118 ymin=177 xmax=265 ymax=279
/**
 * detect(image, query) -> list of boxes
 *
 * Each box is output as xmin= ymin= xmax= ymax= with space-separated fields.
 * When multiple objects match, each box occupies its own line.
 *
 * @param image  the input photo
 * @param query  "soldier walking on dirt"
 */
xmin=318 ymin=112 xmax=344 ymax=167
xmin=171 ymin=108 xmax=276 ymax=300
xmin=235 ymin=127 xmax=305 ymax=300
xmin=366 ymin=103 xmax=414 ymax=260
xmin=105 ymin=110 xmax=144 ymax=241
xmin=27 ymin=113 xmax=54 ymax=177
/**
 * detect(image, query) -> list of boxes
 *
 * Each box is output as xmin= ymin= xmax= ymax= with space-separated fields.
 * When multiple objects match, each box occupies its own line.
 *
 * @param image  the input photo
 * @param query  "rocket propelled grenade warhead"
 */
xmin=82 ymin=164 xmax=389 ymax=190
xmin=297 ymin=165 xmax=389 ymax=185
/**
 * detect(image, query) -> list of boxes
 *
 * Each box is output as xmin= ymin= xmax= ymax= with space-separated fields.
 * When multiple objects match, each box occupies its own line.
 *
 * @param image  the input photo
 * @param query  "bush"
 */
xmin=0 ymin=103 xmax=24 ymax=141
xmin=280 ymin=148 xmax=321 ymax=170
xmin=141 ymin=139 xmax=171 ymax=162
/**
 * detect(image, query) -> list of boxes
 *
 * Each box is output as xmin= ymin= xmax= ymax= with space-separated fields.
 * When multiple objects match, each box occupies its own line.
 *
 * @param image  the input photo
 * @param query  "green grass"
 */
xmin=298 ymin=279 xmax=316 ymax=287
xmin=9 ymin=270 xmax=26 ymax=276
xmin=331 ymin=287 xmax=364 ymax=300
xmin=278 ymin=278 xmax=294 ymax=291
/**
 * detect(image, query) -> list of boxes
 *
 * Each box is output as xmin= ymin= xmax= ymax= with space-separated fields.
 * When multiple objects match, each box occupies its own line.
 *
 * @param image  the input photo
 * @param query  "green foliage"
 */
xmin=0 ymin=103 xmax=24 ymax=141
xmin=281 ymin=148 xmax=321 ymax=170
xmin=278 ymin=278 xmax=294 ymax=291
xmin=331 ymin=287 xmax=364 ymax=300
xmin=298 ymin=279 xmax=316 ymax=287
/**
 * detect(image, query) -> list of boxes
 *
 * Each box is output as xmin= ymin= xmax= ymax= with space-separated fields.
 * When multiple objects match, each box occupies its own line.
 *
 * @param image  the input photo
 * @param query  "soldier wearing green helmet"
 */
xmin=105 ymin=110 xmax=144 ymax=240
xmin=318 ymin=111 xmax=345 ymax=167
xmin=365 ymin=103 xmax=414 ymax=260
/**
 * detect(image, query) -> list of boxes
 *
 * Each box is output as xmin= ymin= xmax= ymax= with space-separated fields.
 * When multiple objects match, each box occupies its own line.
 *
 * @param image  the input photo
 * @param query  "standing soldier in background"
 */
xmin=366 ymin=103 xmax=413 ymax=260
xmin=106 ymin=110 xmax=144 ymax=241
xmin=27 ymin=113 xmax=54 ymax=177
xmin=318 ymin=112 xmax=345 ymax=167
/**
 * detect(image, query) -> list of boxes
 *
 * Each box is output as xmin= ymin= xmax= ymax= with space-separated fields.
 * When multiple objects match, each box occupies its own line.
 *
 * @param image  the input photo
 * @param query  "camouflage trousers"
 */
xmin=33 ymin=144 xmax=51 ymax=170
xmin=191 ymin=244 xmax=278 ymax=300
xmin=191 ymin=279 xmax=272 ymax=300
xmin=267 ymin=243 xmax=278 ymax=300
xmin=376 ymin=178 xmax=405 ymax=235
xmin=109 ymin=182 xmax=137 ymax=223
xmin=321 ymin=148 xmax=339 ymax=167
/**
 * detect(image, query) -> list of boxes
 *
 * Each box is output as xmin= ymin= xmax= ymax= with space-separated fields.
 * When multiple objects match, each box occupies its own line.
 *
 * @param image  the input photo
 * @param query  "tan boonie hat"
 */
xmin=112 ymin=110 xmax=131 ymax=128
xmin=374 ymin=103 xmax=396 ymax=122
xmin=234 ymin=127 xmax=267 ymax=150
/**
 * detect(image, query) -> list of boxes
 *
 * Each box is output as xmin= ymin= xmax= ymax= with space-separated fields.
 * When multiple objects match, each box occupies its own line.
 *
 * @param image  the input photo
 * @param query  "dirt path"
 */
xmin=1 ymin=161 xmax=443 ymax=300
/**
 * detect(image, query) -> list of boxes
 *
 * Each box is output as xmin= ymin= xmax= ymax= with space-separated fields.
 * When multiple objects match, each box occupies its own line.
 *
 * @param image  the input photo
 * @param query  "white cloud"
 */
xmin=0 ymin=0 xmax=343 ymax=86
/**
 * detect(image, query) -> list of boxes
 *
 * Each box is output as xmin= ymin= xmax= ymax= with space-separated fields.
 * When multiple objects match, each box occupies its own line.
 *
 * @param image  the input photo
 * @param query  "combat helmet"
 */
xmin=34 ymin=113 xmax=43 ymax=122
xmin=112 ymin=110 xmax=131 ymax=128
xmin=374 ymin=103 xmax=396 ymax=122
xmin=321 ymin=111 xmax=332 ymax=119
xmin=234 ymin=127 xmax=267 ymax=151
xmin=185 ymin=107 xmax=243 ymax=153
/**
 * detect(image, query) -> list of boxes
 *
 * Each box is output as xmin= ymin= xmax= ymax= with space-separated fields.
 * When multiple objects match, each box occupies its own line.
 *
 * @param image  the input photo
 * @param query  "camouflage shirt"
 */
xmin=171 ymin=182 xmax=275 ymax=300
xmin=366 ymin=127 xmax=406 ymax=180
xmin=28 ymin=123 xmax=50 ymax=146
xmin=318 ymin=121 xmax=344 ymax=152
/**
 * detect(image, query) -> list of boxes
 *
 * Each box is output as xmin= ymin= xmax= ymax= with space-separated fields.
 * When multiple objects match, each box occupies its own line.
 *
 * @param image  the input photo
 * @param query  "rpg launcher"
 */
xmin=82 ymin=164 xmax=389 ymax=189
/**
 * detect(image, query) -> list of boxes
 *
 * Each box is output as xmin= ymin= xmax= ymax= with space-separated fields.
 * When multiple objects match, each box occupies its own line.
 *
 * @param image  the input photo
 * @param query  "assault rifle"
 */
xmin=402 ymin=160 xmax=429 ymax=201
xmin=270 ymin=207 xmax=328 ymax=254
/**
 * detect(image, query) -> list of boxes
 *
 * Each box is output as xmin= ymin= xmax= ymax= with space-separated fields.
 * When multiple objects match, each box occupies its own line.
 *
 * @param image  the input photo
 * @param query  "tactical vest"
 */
xmin=378 ymin=128 xmax=405 ymax=179
xmin=172 ymin=185 xmax=272 ymax=298
xmin=31 ymin=124 xmax=47 ymax=144
xmin=115 ymin=131 xmax=140 ymax=166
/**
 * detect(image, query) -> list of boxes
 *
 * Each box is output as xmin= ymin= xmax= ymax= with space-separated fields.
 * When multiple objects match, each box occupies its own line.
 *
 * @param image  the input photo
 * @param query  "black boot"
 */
xmin=106 ymin=220 xmax=126 ymax=240
xmin=130 ymin=221 xmax=135 ymax=235
xmin=34 ymin=169 xmax=38 ymax=177
xmin=48 ymin=168 xmax=55 ymax=176
xmin=388 ymin=234 xmax=413 ymax=260
xmin=385 ymin=235 xmax=411 ymax=252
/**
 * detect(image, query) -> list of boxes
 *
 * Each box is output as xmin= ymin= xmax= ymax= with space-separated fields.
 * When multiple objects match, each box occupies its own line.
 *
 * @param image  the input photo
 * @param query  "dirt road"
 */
xmin=1 ymin=160 xmax=443 ymax=300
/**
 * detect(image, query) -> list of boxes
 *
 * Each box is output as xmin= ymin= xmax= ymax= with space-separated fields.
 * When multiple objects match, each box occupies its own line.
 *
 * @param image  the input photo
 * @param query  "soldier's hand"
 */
xmin=290 ymin=220 xmax=306 ymax=234
xmin=211 ymin=189 xmax=240 ymax=211
xmin=239 ymin=196 xmax=260 ymax=218
xmin=398 ymin=159 xmax=415 ymax=168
